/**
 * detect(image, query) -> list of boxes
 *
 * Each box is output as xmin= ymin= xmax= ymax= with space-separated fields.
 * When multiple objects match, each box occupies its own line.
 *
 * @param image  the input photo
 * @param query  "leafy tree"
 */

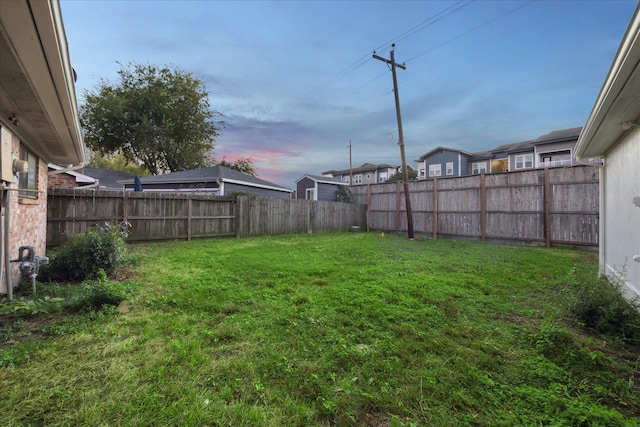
xmin=87 ymin=153 xmax=149 ymax=176
xmin=209 ymin=156 xmax=257 ymax=176
xmin=386 ymin=168 xmax=418 ymax=183
xmin=80 ymin=63 xmax=224 ymax=175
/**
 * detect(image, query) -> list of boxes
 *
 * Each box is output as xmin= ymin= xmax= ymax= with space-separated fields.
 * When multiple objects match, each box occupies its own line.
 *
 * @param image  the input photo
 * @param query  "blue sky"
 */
xmin=61 ymin=0 xmax=637 ymax=187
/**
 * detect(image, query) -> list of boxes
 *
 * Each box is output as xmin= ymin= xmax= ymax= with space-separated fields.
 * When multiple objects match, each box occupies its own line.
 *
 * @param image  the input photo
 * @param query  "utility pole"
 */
xmin=373 ymin=44 xmax=414 ymax=239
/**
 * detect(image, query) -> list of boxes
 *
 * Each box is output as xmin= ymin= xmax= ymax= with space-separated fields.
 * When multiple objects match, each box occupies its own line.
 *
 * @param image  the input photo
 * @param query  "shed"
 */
xmin=295 ymin=174 xmax=349 ymax=201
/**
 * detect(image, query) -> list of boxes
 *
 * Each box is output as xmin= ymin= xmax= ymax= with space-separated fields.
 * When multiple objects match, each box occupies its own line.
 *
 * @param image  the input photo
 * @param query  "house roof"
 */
xmin=0 ymin=0 xmax=84 ymax=165
xmin=416 ymin=127 xmax=583 ymax=163
xmin=48 ymin=164 xmax=96 ymax=184
xmin=322 ymin=163 xmax=400 ymax=176
xmin=484 ymin=127 xmax=583 ymax=155
xmin=296 ymin=174 xmax=348 ymax=185
xmin=83 ymin=168 xmax=135 ymax=189
xmin=119 ymin=165 xmax=293 ymax=193
xmin=576 ymin=5 xmax=640 ymax=158
xmin=414 ymin=146 xmax=475 ymax=162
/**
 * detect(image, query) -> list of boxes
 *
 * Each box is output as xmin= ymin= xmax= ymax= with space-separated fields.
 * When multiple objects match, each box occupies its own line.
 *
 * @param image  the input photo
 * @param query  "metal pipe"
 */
xmin=0 ymin=190 xmax=4 ymax=298
xmin=2 ymin=187 xmax=12 ymax=300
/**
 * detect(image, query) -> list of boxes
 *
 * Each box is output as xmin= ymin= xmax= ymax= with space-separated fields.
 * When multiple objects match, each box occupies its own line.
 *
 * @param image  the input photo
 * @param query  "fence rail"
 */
xmin=48 ymin=166 xmax=598 ymax=248
xmin=350 ymin=166 xmax=599 ymax=248
xmin=47 ymin=190 xmax=367 ymax=245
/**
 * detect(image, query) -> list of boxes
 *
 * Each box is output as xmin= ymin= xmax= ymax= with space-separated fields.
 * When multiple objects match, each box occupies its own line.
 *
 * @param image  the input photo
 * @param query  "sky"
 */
xmin=60 ymin=0 xmax=638 ymax=188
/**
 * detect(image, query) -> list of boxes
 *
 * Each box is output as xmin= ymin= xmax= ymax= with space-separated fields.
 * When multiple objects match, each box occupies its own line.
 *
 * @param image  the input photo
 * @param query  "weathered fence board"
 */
xmin=48 ymin=166 xmax=598 ymax=248
xmin=47 ymin=190 xmax=367 ymax=245
xmin=351 ymin=165 xmax=599 ymax=248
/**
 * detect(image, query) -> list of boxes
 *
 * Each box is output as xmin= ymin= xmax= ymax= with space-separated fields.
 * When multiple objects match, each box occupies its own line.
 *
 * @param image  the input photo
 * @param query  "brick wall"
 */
xmin=1 ymin=129 xmax=48 ymax=293
xmin=48 ymin=172 xmax=76 ymax=189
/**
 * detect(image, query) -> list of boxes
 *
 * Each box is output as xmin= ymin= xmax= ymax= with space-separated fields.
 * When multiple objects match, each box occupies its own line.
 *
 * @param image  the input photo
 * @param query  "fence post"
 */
xmin=366 ymin=184 xmax=371 ymax=232
xmin=481 ymin=174 xmax=487 ymax=241
xmin=187 ymin=195 xmax=192 ymax=241
xmin=544 ymin=169 xmax=551 ymax=247
xmin=235 ymin=196 xmax=244 ymax=238
xmin=396 ymin=181 xmax=401 ymax=233
xmin=122 ymin=190 xmax=128 ymax=224
xmin=433 ymin=179 xmax=438 ymax=239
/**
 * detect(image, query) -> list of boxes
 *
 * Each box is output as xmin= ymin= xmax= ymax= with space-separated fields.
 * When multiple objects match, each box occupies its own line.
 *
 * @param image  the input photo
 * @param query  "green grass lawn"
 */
xmin=1 ymin=233 xmax=638 ymax=426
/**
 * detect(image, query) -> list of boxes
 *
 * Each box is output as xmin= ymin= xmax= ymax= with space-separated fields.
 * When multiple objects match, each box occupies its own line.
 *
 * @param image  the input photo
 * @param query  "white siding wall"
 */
xmin=601 ymin=126 xmax=640 ymax=299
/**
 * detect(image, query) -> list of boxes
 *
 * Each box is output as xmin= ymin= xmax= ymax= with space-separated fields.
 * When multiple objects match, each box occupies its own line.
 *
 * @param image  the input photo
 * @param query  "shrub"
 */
xmin=570 ymin=275 xmax=640 ymax=346
xmin=68 ymin=269 xmax=128 ymax=312
xmin=41 ymin=222 xmax=128 ymax=282
xmin=337 ymin=185 xmax=353 ymax=203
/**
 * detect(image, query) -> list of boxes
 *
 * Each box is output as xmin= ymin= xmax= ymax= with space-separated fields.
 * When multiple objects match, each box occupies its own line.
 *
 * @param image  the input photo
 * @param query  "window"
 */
xmin=419 ymin=168 xmax=425 ymax=178
xmin=446 ymin=162 xmax=454 ymax=176
xmin=343 ymin=176 xmax=350 ymax=184
xmin=19 ymin=144 xmax=37 ymax=198
xmin=515 ymin=154 xmax=533 ymax=169
xmin=353 ymin=174 xmax=362 ymax=184
xmin=379 ymin=172 xmax=388 ymax=182
xmin=366 ymin=173 xmax=372 ymax=180
xmin=472 ymin=162 xmax=487 ymax=175
xmin=428 ymin=164 xmax=441 ymax=177
xmin=305 ymin=188 xmax=315 ymax=200
xmin=538 ymin=151 xmax=571 ymax=168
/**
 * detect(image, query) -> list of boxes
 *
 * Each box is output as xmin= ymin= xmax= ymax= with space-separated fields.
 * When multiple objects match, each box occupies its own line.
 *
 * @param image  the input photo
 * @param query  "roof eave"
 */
xmin=575 ymin=5 xmax=640 ymax=158
xmin=0 ymin=0 xmax=85 ymax=164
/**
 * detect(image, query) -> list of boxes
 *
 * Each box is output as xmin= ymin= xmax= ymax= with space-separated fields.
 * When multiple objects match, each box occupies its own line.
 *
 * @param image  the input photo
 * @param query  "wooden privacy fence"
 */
xmin=47 ymin=190 xmax=367 ymax=245
xmin=350 ymin=166 xmax=599 ymax=248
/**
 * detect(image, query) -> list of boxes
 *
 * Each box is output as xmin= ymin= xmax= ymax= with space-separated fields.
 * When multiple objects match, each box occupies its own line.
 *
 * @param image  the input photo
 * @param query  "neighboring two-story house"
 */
xmin=414 ymin=127 xmax=583 ymax=178
xmin=412 ymin=147 xmax=476 ymax=179
xmin=322 ymin=163 xmax=401 ymax=185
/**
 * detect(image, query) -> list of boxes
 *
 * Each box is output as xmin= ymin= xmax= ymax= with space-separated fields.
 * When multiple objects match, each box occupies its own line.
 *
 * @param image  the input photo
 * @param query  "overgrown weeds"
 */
xmin=569 ymin=268 xmax=640 ymax=345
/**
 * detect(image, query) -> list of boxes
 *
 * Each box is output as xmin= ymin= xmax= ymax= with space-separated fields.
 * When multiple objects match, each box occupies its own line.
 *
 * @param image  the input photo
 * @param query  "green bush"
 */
xmin=68 ymin=269 xmax=128 ymax=312
xmin=41 ymin=223 xmax=127 ymax=282
xmin=570 ymin=276 xmax=640 ymax=345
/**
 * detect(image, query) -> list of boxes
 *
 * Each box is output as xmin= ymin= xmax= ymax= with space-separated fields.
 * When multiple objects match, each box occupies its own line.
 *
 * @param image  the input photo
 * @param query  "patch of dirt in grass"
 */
xmin=360 ymin=412 xmax=390 ymax=427
xmin=0 ymin=313 xmax=63 ymax=346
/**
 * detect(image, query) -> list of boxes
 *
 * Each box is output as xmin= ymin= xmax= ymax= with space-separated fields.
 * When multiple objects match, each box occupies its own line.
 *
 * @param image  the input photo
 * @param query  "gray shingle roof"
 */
xmin=322 ymin=163 xmax=400 ymax=176
xmin=119 ymin=165 xmax=292 ymax=191
xmin=415 ymin=126 xmax=583 ymax=161
xmin=83 ymin=168 xmax=135 ymax=189
xmin=297 ymin=174 xmax=348 ymax=185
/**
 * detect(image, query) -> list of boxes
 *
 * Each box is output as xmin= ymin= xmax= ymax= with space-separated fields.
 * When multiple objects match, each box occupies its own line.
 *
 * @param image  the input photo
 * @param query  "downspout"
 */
xmin=1 ymin=185 xmax=12 ymax=300
xmin=0 ymin=189 xmax=4 ymax=299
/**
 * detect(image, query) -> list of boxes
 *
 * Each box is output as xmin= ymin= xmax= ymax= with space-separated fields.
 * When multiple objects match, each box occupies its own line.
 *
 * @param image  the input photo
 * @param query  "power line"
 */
xmin=296 ymin=1 xmax=473 ymax=104
xmin=403 ymin=1 xmax=534 ymax=63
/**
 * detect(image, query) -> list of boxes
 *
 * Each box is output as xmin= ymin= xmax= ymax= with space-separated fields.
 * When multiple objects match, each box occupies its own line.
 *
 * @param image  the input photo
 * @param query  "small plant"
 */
xmin=3 ymin=297 xmax=66 ymax=316
xmin=40 ymin=221 xmax=128 ymax=282
xmin=570 ymin=270 xmax=640 ymax=346
xmin=68 ymin=269 xmax=128 ymax=312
